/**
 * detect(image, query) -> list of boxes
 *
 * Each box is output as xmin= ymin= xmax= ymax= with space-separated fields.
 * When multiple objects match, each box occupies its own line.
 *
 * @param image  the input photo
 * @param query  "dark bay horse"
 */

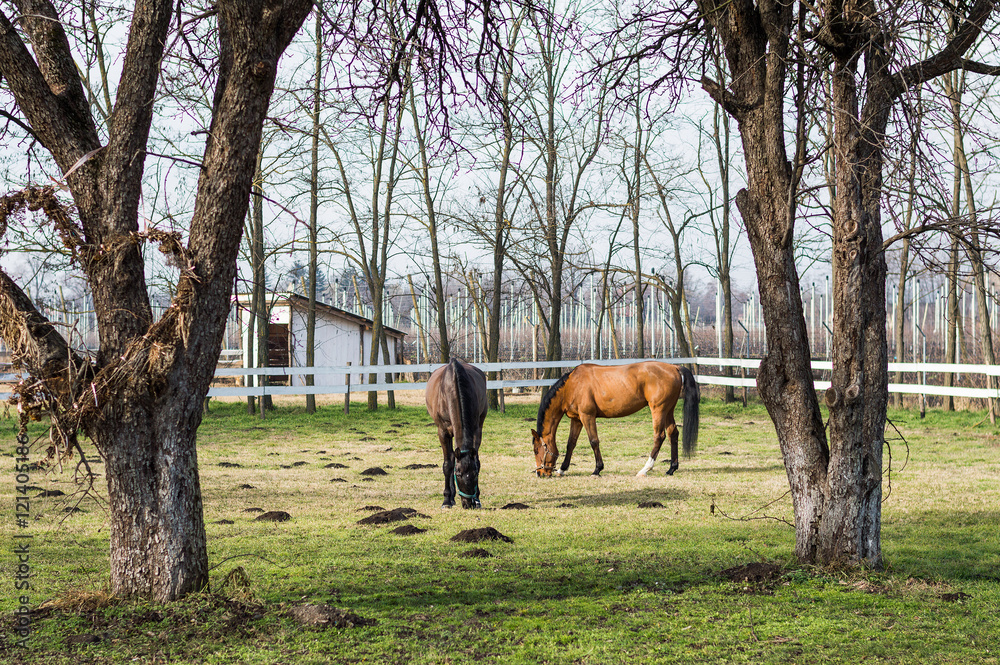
xmin=426 ymin=358 xmax=488 ymax=508
xmin=531 ymin=361 xmax=699 ymax=477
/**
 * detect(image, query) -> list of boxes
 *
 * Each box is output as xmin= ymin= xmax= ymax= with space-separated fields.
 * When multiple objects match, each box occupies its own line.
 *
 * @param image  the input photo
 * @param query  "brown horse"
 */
xmin=426 ymin=358 xmax=488 ymax=508
xmin=531 ymin=361 xmax=699 ymax=477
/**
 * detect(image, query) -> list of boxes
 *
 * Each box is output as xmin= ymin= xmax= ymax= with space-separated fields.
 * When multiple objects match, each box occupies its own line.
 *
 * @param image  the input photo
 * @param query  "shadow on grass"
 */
xmin=530 ymin=488 xmax=691 ymax=507
xmin=885 ymin=510 xmax=1000 ymax=581
xmin=702 ymin=464 xmax=787 ymax=475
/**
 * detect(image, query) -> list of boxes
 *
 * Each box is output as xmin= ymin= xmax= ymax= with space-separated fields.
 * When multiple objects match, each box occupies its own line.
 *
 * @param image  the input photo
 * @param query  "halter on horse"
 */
xmin=426 ymin=358 xmax=488 ymax=508
xmin=531 ymin=361 xmax=699 ymax=477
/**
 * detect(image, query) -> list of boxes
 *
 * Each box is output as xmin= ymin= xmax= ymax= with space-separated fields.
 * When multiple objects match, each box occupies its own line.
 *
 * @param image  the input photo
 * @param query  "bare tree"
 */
xmin=0 ymin=0 xmax=312 ymax=600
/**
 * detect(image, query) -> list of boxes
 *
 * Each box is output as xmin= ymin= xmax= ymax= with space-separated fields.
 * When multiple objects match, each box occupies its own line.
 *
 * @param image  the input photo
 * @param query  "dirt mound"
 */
xmin=291 ymin=461 xmax=308 ymax=467
xmin=403 ymin=463 xmax=438 ymax=470
xmin=255 ymin=511 xmax=291 ymax=522
xmin=324 ymin=462 xmax=348 ymax=469
xmin=390 ymin=525 xmax=427 ymax=535
xmin=717 ymin=562 xmax=785 ymax=596
xmin=458 ymin=548 xmax=494 ymax=558
xmin=357 ymin=506 xmax=385 ymax=512
xmin=242 ymin=507 xmax=264 ymax=513
xmin=218 ymin=462 xmax=242 ymax=468
xmin=940 ymin=592 xmax=972 ymax=602
xmin=63 ymin=507 xmax=84 ymax=513
xmin=36 ymin=489 xmax=66 ymax=497
xmin=237 ymin=484 xmax=255 ymax=489
xmin=215 ymin=519 xmax=234 ymax=525
xmin=501 ymin=503 xmax=531 ymax=510
xmin=66 ymin=633 xmax=103 ymax=645
xmin=329 ymin=477 xmax=347 ymax=483
xmin=450 ymin=527 xmax=513 ymax=544
xmin=719 ymin=562 xmax=784 ymax=584
xmin=357 ymin=507 xmax=428 ymax=525
xmin=360 ymin=467 xmax=388 ymax=476
xmin=288 ymin=604 xmax=376 ymax=628
xmin=638 ymin=501 xmax=665 ymax=508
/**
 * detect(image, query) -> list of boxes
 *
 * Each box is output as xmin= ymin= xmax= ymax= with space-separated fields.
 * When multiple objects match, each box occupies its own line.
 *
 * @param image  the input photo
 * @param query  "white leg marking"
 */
xmin=636 ymin=456 xmax=655 ymax=477
xmin=555 ymin=469 xmax=565 ymax=477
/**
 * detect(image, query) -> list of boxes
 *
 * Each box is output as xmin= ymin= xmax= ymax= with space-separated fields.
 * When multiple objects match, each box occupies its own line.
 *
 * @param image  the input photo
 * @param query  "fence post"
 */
xmin=498 ymin=368 xmax=505 ymax=414
xmin=344 ymin=361 xmax=351 ymax=415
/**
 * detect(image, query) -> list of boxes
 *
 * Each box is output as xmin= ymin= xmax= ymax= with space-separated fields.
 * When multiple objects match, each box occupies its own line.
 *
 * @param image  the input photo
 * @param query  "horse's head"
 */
xmin=454 ymin=448 xmax=481 ymax=509
xmin=531 ymin=429 xmax=556 ymax=477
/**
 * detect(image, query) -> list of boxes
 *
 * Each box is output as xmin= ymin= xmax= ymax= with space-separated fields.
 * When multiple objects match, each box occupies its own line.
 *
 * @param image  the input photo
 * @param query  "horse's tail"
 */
xmin=680 ymin=366 xmax=700 ymax=457
xmin=450 ymin=358 xmax=477 ymax=452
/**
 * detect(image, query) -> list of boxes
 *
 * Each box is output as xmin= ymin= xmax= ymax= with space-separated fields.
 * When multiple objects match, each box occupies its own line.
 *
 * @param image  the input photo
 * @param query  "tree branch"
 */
xmin=890 ymin=0 xmax=998 ymax=99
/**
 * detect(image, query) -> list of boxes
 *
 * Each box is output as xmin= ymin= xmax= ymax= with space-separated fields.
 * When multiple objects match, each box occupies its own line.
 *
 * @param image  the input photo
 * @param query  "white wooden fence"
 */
xmin=3 ymin=357 xmax=999 ymax=401
xmin=209 ymin=357 xmax=1000 ymax=399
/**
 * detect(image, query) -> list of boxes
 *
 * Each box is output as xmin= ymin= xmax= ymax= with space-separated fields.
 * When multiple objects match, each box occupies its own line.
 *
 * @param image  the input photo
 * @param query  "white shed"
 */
xmin=236 ymin=292 xmax=405 ymax=386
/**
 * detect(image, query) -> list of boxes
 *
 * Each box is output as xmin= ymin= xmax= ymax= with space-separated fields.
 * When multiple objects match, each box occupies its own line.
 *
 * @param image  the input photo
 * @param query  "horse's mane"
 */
xmin=451 ymin=358 xmax=478 ymax=451
xmin=536 ymin=370 xmax=573 ymax=434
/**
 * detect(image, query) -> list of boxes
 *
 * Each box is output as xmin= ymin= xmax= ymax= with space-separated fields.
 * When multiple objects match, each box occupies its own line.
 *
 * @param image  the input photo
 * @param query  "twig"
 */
xmin=713 ymin=491 xmax=794 ymax=528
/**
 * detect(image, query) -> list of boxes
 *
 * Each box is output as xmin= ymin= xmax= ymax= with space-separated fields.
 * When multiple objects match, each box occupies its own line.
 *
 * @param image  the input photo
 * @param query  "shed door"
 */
xmin=267 ymin=323 xmax=290 ymax=385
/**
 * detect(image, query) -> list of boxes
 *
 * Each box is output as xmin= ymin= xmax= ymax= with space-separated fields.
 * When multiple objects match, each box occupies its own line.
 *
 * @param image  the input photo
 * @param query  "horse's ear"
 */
xmin=530 ymin=429 xmax=538 ymax=439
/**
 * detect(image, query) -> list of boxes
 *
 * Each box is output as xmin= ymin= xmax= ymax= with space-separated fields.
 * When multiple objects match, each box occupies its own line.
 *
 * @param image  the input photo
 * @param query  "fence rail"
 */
xmin=3 ymin=357 xmax=999 ymax=400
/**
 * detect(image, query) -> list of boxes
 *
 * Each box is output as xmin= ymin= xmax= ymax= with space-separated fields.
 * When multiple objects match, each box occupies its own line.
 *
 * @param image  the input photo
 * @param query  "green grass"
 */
xmin=2 ymin=394 xmax=999 ymax=664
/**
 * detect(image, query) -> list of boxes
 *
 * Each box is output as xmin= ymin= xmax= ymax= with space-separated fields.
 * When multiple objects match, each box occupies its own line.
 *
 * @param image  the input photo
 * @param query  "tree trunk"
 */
xmin=305 ymin=4 xmax=322 ymax=414
xmin=823 ymin=50 xmax=888 ymax=566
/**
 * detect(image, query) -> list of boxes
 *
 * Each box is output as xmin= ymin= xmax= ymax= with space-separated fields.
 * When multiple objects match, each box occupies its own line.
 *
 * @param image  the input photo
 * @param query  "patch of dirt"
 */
xmin=357 ymin=506 xmax=385 ymax=512
xmin=237 ymin=484 xmax=255 ymax=489
xmin=360 ymin=477 xmax=374 ymax=482
xmin=288 ymin=604 xmax=376 ymax=628
xmin=718 ymin=562 xmax=785 ymax=594
xmin=450 ymin=527 xmax=513 ymax=544
xmin=501 ymin=503 xmax=531 ymax=510
xmin=65 ymin=633 xmax=103 ymax=645
xmin=329 ymin=477 xmax=347 ymax=483
xmin=361 ymin=467 xmax=388 ymax=476
xmin=391 ymin=525 xmax=427 ymax=535
xmin=215 ymin=519 xmax=234 ymax=525
xmin=291 ymin=461 xmax=308 ymax=467
xmin=719 ymin=562 xmax=784 ymax=583
xmin=218 ymin=462 xmax=242 ymax=468
xmin=36 ymin=489 xmax=66 ymax=497
xmin=357 ymin=507 xmax=428 ymax=525
xmin=63 ymin=507 xmax=84 ymax=513
xmin=556 ymin=503 xmax=576 ymax=508
xmin=324 ymin=462 xmax=348 ymax=469
xmin=638 ymin=501 xmax=665 ymax=508
xmin=403 ymin=463 xmax=438 ymax=470
xmin=255 ymin=511 xmax=291 ymax=522
xmin=360 ymin=436 xmax=375 ymax=442
xmin=940 ymin=592 xmax=972 ymax=602
xmin=459 ymin=548 xmax=494 ymax=558
xmin=242 ymin=507 xmax=264 ymax=513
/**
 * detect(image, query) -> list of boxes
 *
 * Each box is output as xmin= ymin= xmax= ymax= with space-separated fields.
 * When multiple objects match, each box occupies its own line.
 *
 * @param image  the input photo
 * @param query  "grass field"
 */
xmin=2 ymin=391 xmax=999 ymax=664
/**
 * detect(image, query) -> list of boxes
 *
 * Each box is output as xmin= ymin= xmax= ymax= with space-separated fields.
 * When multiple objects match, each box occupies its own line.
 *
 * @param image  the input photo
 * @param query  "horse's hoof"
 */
xmin=636 ymin=471 xmax=647 ymax=477
xmin=555 ymin=469 xmax=565 ymax=477
xmin=665 ymin=468 xmax=676 ymax=476
xmin=441 ymin=503 xmax=454 ymax=509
